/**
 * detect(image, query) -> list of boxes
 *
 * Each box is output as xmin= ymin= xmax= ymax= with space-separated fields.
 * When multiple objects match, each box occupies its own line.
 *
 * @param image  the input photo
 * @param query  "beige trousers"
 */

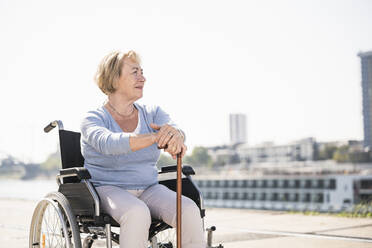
xmin=96 ymin=184 xmax=206 ymax=248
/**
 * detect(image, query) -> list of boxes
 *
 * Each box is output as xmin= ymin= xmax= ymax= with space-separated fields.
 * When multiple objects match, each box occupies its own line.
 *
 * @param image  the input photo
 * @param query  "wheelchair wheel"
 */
xmin=151 ymin=228 xmax=177 ymax=248
xmin=29 ymin=191 xmax=82 ymax=248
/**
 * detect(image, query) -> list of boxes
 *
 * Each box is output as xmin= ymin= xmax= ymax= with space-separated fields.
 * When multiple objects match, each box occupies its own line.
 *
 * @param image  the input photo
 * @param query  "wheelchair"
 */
xmin=29 ymin=120 xmax=223 ymax=248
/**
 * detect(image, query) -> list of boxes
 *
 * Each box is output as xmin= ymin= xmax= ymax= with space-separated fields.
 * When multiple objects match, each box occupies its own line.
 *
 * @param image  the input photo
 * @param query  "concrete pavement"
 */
xmin=1 ymin=198 xmax=372 ymax=247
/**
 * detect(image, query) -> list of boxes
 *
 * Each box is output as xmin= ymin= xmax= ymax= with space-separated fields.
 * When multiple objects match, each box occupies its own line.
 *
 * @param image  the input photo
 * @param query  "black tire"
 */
xmin=29 ymin=191 xmax=82 ymax=248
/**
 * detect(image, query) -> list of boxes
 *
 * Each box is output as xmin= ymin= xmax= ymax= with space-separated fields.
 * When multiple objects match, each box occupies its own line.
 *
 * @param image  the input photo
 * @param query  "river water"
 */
xmin=0 ymin=179 xmax=57 ymax=200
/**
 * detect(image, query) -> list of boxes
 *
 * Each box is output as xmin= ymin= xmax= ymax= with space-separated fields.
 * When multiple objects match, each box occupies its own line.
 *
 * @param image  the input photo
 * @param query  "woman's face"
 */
xmin=115 ymin=58 xmax=146 ymax=101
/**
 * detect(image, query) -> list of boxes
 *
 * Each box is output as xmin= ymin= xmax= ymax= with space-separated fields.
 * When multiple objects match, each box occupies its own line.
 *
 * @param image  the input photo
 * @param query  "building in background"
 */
xmin=229 ymin=113 xmax=247 ymax=145
xmin=207 ymin=145 xmax=241 ymax=166
xmin=358 ymin=51 xmax=372 ymax=149
xmin=237 ymin=137 xmax=316 ymax=163
xmin=207 ymin=138 xmax=364 ymax=166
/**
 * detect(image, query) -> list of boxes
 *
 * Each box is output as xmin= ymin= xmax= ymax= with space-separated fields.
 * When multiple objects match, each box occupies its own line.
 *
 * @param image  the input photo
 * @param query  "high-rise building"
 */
xmin=358 ymin=51 xmax=372 ymax=149
xmin=229 ymin=113 xmax=247 ymax=145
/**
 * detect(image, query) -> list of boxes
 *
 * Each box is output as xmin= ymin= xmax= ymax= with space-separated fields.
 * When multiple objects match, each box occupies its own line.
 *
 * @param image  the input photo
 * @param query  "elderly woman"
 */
xmin=80 ymin=51 xmax=206 ymax=248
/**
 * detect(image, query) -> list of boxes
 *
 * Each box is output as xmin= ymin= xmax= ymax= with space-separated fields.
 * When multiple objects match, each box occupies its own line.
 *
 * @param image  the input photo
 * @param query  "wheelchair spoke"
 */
xmin=49 ymin=206 xmax=58 ymax=246
xmin=43 ymin=206 xmax=54 ymax=247
xmin=43 ymin=205 xmax=54 ymax=247
xmin=48 ymin=204 xmax=60 ymax=247
xmin=40 ymin=202 xmax=67 ymax=248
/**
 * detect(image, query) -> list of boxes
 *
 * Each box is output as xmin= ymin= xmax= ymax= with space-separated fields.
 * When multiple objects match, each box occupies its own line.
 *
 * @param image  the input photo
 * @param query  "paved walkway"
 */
xmin=205 ymin=208 xmax=372 ymax=247
xmin=1 ymin=198 xmax=372 ymax=247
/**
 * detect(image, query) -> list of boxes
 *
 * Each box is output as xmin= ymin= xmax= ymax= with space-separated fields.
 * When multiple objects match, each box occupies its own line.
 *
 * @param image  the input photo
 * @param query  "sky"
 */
xmin=0 ymin=0 xmax=371 ymax=163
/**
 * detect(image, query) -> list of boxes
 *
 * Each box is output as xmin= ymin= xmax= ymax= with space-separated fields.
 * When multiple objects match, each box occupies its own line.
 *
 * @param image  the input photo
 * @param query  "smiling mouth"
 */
xmin=135 ymin=86 xmax=143 ymax=90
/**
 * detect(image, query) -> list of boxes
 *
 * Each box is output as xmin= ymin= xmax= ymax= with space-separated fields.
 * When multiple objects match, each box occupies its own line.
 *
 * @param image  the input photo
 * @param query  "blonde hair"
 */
xmin=95 ymin=50 xmax=141 ymax=95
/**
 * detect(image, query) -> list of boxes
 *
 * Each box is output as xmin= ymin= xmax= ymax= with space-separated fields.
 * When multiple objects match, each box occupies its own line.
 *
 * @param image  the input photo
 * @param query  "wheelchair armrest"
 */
xmin=59 ymin=167 xmax=91 ymax=180
xmin=159 ymin=165 xmax=196 ymax=176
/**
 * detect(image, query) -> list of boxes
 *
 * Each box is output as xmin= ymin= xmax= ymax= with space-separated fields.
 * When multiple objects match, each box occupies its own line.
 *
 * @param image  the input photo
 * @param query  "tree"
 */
xmin=156 ymin=153 xmax=175 ymax=167
xmin=316 ymin=145 xmax=338 ymax=160
xmin=40 ymin=149 xmax=61 ymax=171
xmin=349 ymin=151 xmax=371 ymax=163
xmin=333 ymin=145 xmax=349 ymax=163
xmin=184 ymin=146 xmax=212 ymax=167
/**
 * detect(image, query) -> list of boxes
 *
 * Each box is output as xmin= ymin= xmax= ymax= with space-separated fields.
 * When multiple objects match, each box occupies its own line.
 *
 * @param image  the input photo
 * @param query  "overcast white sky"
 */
xmin=0 ymin=0 xmax=371 ymax=163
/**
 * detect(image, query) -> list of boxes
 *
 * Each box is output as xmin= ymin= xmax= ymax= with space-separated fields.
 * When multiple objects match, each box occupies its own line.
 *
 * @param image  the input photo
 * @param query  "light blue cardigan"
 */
xmin=80 ymin=103 xmax=181 ymax=190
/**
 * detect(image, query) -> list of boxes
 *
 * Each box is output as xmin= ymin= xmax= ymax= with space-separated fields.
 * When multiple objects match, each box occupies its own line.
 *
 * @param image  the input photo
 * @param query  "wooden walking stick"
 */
xmin=176 ymin=152 xmax=182 ymax=248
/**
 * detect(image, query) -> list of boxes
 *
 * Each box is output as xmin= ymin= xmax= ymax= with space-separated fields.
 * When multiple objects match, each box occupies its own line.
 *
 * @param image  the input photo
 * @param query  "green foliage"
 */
xmin=183 ymin=155 xmax=194 ymax=165
xmin=157 ymin=146 xmax=213 ymax=168
xmin=303 ymin=211 xmax=321 ymax=216
xmin=349 ymin=151 xmax=371 ymax=163
xmin=40 ymin=150 xmax=61 ymax=171
xmin=288 ymin=202 xmax=372 ymax=218
xmin=333 ymin=145 xmax=349 ymax=163
xmin=316 ymin=145 xmax=338 ymax=160
xmin=214 ymin=155 xmax=229 ymax=166
xmin=157 ymin=153 xmax=175 ymax=167
xmin=317 ymin=144 xmax=371 ymax=163
xmin=184 ymin=146 xmax=213 ymax=167
xmin=336 ymin=202 xmax=372 ymax=218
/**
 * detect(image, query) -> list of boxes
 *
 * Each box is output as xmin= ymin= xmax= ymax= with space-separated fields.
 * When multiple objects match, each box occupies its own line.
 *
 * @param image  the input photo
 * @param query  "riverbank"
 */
xmin=2 ymin=198 xmax=372 ymax=248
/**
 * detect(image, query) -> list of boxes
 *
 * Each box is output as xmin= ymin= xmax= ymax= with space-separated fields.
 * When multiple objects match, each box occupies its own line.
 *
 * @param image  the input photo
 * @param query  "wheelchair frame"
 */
xmin=29 ymin=120 xmax=223 ymax=248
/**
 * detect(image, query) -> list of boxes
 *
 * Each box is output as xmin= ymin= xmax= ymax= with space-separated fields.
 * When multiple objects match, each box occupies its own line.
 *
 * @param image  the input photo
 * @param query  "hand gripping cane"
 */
xmin=176 ymin=152 xmax=182 ymax=248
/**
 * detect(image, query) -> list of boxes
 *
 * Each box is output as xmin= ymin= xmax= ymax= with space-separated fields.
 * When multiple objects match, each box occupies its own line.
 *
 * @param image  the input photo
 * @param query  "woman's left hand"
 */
xmin=166 ymin=143 xmax=187 ymax=159
xmin=150 ymin=123 xmax=186 ymax=158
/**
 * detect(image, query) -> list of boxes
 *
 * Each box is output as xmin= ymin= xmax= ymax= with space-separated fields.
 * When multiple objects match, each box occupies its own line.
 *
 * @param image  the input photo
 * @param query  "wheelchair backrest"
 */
xmin=58 ymin=130 xmax=85 ymax=169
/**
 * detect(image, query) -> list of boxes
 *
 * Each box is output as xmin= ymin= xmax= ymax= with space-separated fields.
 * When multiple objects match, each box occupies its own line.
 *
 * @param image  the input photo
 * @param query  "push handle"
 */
xmin=43 ymin=120 xmax=64 ymax=133
xmin=44 ymin=122 xmax=57 ymax=133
